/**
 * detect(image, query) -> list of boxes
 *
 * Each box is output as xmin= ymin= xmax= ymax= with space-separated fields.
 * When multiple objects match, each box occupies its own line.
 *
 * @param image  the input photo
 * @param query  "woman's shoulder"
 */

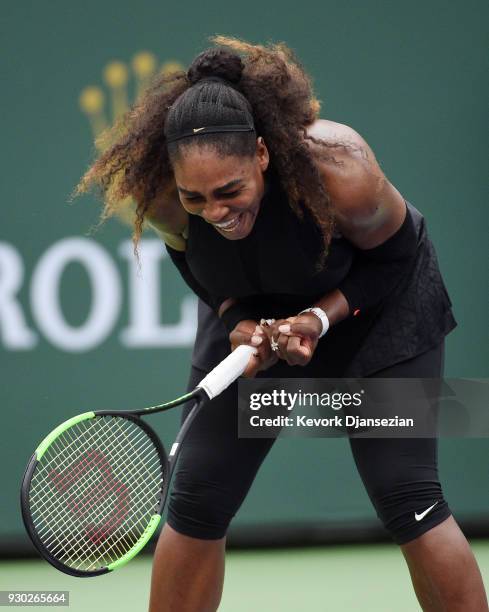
xmin=135 ymin=181 xmax=189 ymax=251
xmin=305 ymin=119 xmax=371 ymax=162
xmin=305 ymin=119 xmax=407 ymax=247
xmin=304 ymin=118 xmax=385 ymax=197
xmin=305 ymin=118 xmax=363 ymax=144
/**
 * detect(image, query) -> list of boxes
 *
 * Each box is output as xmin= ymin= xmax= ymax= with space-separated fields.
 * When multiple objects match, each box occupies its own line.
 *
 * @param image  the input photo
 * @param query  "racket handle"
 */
xmin=197 ymin=345 xmax=256 ymax=399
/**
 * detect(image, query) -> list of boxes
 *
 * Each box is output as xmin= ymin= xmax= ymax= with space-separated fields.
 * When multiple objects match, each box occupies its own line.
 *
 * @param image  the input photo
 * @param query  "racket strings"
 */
xmin=32 ymin=420 xmax=152 ymax=568
xmin=31 ymin=420 xmax=150 ymax=531
xmin=32 ymin=417 xmax=162 ymax=569
xmin=31 ymin=420 xmax=155 ymax=514
xmin=31 ymin=415 xmax=149 ymax=484
xmin=35 ymin=418 xmax=162 ymax=567
xmin=38 ymin=429 xmax=160 ymax=566
xmin=28 ymin=416 xmax=164 ymax=571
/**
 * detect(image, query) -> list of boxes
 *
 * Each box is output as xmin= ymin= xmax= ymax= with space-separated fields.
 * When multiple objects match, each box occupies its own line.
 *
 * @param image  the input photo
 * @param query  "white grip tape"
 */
xmin=197 ymin=344 xmax=255 ymax=399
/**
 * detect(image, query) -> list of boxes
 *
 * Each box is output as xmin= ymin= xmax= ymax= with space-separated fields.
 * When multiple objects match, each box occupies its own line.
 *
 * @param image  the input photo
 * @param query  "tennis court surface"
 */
xmin=2 ymin=539 xmax=488 ymax=611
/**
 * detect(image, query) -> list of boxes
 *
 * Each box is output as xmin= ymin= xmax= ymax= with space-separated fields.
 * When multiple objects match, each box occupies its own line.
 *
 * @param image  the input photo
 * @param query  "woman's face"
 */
xmin=173 ymin=137 xmax=269 ymax=240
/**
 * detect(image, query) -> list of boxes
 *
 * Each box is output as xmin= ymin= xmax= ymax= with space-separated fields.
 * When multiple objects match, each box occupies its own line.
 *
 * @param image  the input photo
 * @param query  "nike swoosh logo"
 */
xmin=193 ymin=127 xmax=205 ymax=133
xmin=415 ymin=501 xmax=438 ymax=521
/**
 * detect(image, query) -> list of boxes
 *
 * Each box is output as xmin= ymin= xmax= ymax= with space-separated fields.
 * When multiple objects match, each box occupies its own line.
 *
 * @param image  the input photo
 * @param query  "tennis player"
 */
xmin=76 ymin=36 xmax=487 ymax=612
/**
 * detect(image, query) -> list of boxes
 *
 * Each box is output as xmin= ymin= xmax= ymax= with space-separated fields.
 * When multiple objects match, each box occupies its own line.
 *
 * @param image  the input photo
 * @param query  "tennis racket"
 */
xmin=21 ymin=344 xmax=255 ymax=578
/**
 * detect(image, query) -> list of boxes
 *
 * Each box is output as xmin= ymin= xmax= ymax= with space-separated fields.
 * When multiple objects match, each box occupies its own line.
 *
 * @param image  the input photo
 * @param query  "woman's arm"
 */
xmin=165 ymin=244 xmax=263 ymax=331
xmin=164 ymin=244 xmax=227 ymax=311
xmin=266 ymin=122 xmax=418 ymax=365
xmin=306 ymin=120 xmax=417 ymax=323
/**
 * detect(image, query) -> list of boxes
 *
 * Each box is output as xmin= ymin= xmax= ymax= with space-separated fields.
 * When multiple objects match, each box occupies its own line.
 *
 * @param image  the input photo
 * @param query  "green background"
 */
xmin=2 ymin=0 xmax=488 ymax=552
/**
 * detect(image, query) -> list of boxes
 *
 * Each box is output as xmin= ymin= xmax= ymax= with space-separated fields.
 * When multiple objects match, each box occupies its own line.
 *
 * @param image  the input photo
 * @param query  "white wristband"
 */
xmin=298 ymin=307 xmax=330 ymax=338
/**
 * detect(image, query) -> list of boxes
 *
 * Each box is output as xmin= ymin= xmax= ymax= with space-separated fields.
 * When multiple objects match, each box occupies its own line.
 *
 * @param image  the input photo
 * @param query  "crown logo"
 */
xmin=80 ymin=51 xmax=184 ymax=147
xmin=79 ymin=52 xmax=184 ymax=225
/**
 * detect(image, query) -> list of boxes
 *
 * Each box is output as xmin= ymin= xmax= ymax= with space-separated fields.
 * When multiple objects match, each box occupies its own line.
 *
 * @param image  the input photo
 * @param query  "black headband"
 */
xmin=166 ymin=123 xmax=255 ymax=144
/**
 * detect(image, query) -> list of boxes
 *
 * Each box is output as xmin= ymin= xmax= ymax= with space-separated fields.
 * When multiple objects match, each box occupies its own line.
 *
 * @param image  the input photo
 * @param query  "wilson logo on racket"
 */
xmin=49 ymin=450 xmax=130 ymax=545
xmin=21 ymin=345 xmax=254 ymax=576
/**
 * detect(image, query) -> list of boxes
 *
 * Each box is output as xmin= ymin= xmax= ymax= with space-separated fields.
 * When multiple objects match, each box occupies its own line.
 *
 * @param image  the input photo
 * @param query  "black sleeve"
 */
xmin=164 ymin=244 xmax=259 ymax=333
xmin=337 ymin=201 xmax=418 ymax=315
xmin=218 ymin=301 xmax=262 ymax=333
xmin=165 ymin=244 xmax=225 ymax=311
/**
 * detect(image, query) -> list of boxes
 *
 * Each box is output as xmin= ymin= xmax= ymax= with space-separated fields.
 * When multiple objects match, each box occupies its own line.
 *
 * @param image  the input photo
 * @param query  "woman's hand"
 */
xmin=229 ymin=320 xmax=279 ymax=378
xmin=260 ymin=314 xmax=323 ymax=367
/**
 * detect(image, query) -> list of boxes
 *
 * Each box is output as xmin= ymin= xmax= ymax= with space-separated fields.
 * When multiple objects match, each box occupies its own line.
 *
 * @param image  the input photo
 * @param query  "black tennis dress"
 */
xmin=185 ymin=170 xmax=457 ymax=377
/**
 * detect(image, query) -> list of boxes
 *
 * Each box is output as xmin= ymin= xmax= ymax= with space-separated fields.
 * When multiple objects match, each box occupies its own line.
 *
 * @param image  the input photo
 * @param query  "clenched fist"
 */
xmin=229 ymin=319 xmax=279 ymax=378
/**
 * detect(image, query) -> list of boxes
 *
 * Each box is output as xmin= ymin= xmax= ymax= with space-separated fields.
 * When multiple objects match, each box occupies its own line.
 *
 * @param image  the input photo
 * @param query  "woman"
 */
xmin=75 ymin=36 xmax=487 ymax=612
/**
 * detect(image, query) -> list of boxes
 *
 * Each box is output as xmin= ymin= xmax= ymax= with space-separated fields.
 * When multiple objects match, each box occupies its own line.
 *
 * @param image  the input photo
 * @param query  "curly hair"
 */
xmin=73 ymin=35 xmax=349 ymax=269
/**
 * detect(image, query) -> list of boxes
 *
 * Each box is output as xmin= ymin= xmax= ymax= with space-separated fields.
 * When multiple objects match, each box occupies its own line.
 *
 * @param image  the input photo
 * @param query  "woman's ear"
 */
xmin=257 ymin=136 xmax=269 ymax=171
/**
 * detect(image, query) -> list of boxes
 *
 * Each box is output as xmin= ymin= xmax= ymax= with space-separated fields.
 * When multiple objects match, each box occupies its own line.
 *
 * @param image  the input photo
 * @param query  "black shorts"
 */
xmin=167 ymin=341 xmax=452 ymax=545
